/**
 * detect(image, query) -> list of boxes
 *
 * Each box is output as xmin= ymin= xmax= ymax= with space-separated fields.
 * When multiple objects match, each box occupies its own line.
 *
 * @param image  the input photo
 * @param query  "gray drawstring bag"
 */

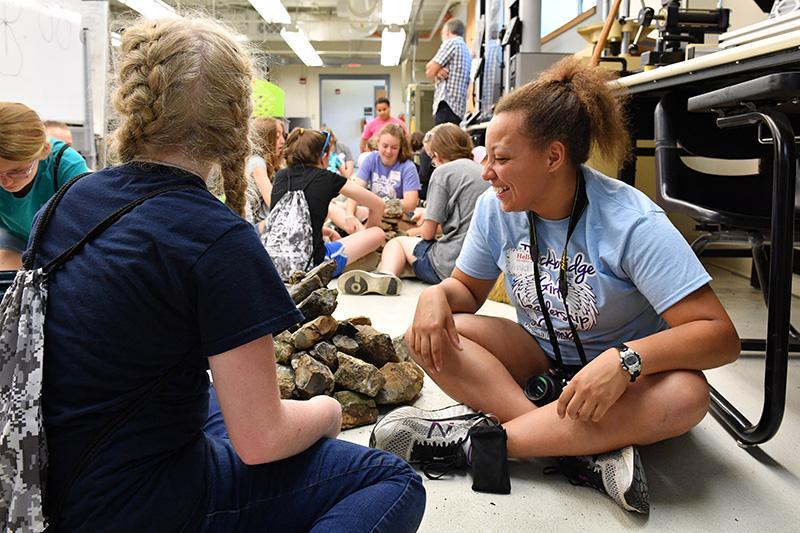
xmin=0 ymin=175 xmax=198 ymax=532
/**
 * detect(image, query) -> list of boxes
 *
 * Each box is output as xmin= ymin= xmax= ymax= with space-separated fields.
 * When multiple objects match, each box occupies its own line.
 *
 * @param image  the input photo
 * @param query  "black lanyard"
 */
xmin=526 ymin=170 xmax=589 ymax=369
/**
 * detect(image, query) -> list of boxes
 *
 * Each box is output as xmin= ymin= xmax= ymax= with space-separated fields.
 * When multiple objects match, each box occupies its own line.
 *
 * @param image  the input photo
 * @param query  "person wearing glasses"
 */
xmin=0 ymin=102 xmax=88 ymax=270
xmin=271 ymin=127 xmax=386 ymax=278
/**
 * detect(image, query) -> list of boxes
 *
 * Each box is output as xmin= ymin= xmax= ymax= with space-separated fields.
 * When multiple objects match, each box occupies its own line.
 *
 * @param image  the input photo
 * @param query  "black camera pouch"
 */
xmin=469 ymin=424 xmax=511 ymax=494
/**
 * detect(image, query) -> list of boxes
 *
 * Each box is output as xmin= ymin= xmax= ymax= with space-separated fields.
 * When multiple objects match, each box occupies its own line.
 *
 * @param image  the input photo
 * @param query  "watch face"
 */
xmin=624 ymin=354 xmax=640 ymax=367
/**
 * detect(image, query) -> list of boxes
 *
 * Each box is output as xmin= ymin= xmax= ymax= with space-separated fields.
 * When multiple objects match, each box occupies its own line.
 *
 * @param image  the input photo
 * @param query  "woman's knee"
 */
xmin=661 ymin=370 xmax=710 ymax=431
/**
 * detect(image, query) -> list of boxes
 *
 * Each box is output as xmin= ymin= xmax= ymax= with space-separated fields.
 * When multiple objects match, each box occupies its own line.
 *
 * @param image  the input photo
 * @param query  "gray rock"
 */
xmin=289 ymin=274 xmax=323 ymax=304
xmin=383 ymin=198 xmax=403 ymax=219
xmin=298 ymin=288 xmax=338 ymax=323
xmin=392 ymin=336 xmax=412 ymax=362
xmin=276 ymin=364 xmax=296 ymax=399
xmin=287 ymin=270 xmax=307 ymax=285
xmin=275 ymin=330 xmax=294 ymax=345
xmin=334 ymin=390 xmax=378 ymax=429
xmin=305 ymin=260 xmax=337 ymax=287
xmin=334 ymin=353 xmax=386 ymax=397
xmin=332 ymin=334 xmax=359 ymax=356
xmin=310 ymin=341 xmax=339 ymax=371
xmin=293 ymin=354 xmax=335 ymax=399
xmin=274 ymin=341 xmax=295 ymax=364
xmin=355 ymin=325 xmax=399 ymax=368
xmin=376 ymin=362 xmax=424 ymax=405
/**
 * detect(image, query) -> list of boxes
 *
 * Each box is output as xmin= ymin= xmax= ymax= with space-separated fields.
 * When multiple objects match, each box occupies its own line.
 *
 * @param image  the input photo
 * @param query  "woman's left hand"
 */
xmin=556 ymin=349 xmax=630 ymax=423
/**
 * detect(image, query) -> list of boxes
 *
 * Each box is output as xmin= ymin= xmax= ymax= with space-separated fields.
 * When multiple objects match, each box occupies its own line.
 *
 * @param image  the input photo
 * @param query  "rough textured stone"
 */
xmin=310 ymin=341 xmax=339 ymax=370
xmin=349 ymin=316 xmax=372 ymax=326
xmin=332 ymin=334 xmax=359 ymax=356
xmin=275 ymin=330 xmax=294 ymax=345
xmin=298 ymin=288 xmax=338 ymax=322
xmin=293 ymin=315 xmax=338 ymax=349
xmin=287 ymin=271 xmax=307 ymax=285
xmin=293 ymin=354 xmax=335 ymax=399
xmin=335 ymin=390 xmax=378 ymax=429
xmin=355 ymin=325 xmax=399 ymax=367
xmin=274 ymin=341 xmax=295 ymax=364
xmin=392 ymin=335 xmax=412 ymax=363
xmin=305 ymin=260 xmax=337 ymax=287
xmin=289 ymin=275 xmax=323 ymax=304
xmin=334 ymin=353 xmax=386 ymax=397
xmin=383 ymin=198 xmax=403 ymax=219
xmin=376 ymin=362 xmax=424 ymax=405
xmin=276 ymin=364 xmax=296 ymax=399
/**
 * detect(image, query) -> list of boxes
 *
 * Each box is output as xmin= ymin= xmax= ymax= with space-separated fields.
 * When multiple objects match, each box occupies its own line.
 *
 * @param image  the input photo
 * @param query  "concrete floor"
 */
xmin=332 ymin=262 xmax=800 ymax=532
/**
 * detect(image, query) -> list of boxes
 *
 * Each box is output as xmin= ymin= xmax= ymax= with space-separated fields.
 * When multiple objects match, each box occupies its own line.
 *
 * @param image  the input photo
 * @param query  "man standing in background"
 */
xmin=419 ymin=18 xmax=471 ymax=199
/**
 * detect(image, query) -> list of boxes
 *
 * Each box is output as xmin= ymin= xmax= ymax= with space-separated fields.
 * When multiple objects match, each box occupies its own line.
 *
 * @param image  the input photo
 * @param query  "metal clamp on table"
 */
xmin=658 ymin=72 xmax=799 ymax=446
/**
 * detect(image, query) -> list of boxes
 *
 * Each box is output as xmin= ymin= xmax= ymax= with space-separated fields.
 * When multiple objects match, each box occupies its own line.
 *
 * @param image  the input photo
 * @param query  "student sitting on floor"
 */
xmin=245 ymin=116 xmax=286 ymax=233
xmin=338 ymin=123 xmax=488 ymax=295
xmin=347 ymin=123 xmax=421 ymax=217
xmin=32 ymin=15 xmax=425 ymax=531
xmin=266 ymin=127 xmax=385 ymax=281
xmin=0 ymin=102 xmax=88 ymax=270
xmin=370 ymin=57 xmax=740 ymax=514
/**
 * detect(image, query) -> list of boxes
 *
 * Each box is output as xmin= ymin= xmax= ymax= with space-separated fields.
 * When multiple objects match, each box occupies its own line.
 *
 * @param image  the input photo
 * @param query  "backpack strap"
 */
xmin=41 ymin=184 xmax=200 ymax=277
xmin=51 ymin=143 xmax=71 ymax=194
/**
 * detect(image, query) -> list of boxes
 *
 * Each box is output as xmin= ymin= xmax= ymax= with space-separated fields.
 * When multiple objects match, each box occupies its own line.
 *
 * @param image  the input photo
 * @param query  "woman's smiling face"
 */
xmin=482 ymin=112 xmax=552 ymax=213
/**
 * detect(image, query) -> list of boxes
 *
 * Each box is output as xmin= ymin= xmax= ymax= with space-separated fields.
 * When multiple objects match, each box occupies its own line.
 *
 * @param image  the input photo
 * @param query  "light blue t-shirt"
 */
xmin=355 ymin=151 xmax=420 ymax=200
xmin=456 ymin=166 xmax=711 ymax=366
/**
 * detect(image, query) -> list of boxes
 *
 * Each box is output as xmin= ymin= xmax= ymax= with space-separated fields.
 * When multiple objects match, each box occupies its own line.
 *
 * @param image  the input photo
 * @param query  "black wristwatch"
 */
xmin=616 ymin=344 xmax=642 ymax=382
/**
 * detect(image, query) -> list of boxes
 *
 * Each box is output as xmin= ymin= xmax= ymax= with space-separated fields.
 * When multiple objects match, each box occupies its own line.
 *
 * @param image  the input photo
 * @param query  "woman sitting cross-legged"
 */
xmin=338 ymin=123 xmax=488 ymax=295
xmin=370 ymin=57 xmax=740 ymax=514
xmin=266 ymin=127 xmax=386 ymax=281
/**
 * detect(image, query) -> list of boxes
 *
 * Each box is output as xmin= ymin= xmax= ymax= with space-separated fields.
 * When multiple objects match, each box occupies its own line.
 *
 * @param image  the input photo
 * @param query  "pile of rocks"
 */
xmin=277 ymin=260 xmax=424 ymax=428
xmin=378 ymin=199 xmax=415 ymax=251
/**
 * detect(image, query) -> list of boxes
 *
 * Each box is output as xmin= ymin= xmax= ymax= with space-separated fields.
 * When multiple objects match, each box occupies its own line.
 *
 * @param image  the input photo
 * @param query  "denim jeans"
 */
xmin=200 ymin=386 xmax=426 ymax=533
xmin=412 ymin=239 xmax=443 ymax=285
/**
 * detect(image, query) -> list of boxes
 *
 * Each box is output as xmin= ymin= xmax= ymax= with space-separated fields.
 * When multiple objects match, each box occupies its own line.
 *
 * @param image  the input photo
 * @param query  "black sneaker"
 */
xmin=546 ymin=445 xmax=649 ymax=514
xmin=337 ymin=270 xmax=402 ymax=296
xmin=369 ymin=404 xmax=495 ymax=478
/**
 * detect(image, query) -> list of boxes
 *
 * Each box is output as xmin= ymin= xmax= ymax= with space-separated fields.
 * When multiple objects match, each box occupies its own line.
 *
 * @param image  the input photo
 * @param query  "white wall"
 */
xmin=320 ymin=77 xmax=389 ymax=156
xmin=270 ymin=65 xmax=405 ymax=129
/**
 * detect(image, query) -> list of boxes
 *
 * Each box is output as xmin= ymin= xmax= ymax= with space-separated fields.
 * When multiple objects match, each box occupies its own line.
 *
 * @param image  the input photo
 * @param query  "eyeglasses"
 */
xmin=0 ymin=160 xmax=36 ymax=181
xmin=319 ymin=130 xmax=331 ymax=157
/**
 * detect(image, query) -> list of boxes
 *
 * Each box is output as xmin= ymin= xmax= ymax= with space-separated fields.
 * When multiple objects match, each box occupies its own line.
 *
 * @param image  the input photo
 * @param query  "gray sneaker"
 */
xmin=370 ymin=404 xmax=495 ymax=476
xmin=546 ymin=445 xmax=649 ymax=514
xmin=338 ymin=270 xmax=402 ymax=296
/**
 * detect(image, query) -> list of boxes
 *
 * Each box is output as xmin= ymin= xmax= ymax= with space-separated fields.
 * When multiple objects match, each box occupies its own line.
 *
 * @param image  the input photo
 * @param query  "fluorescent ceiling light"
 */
xmin=382 ymin=0 xmax=413 ymax=25
xmin=381 ymin=27 xmax=406 ymax=66
xmin=280 ymin=27 xmax=323 ymax=67
xmin=249 ymin=0 xmax=292 ymax=25
xmin=117 ymin=0 xmax=179 ymax=19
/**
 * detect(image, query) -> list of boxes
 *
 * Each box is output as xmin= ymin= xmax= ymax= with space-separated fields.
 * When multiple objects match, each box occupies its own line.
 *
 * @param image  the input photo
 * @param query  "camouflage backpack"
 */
xmin=0 ymin=175 xmax=197 ymax=531
xmin=262 ymin=169 xmax=315 ymax=281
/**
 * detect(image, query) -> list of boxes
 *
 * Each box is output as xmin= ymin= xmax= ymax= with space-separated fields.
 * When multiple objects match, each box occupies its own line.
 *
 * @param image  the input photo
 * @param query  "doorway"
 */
xmin=320 ymin=74 xmax=390 ymax=158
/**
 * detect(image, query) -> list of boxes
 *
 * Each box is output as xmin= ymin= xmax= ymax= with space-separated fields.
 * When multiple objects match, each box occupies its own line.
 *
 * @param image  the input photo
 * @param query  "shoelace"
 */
xmin=543 ymin=457 xmax=602 ymax=489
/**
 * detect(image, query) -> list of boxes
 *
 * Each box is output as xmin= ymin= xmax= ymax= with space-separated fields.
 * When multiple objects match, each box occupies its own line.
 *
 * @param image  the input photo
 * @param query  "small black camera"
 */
xmin=523 ymin=368 xmax=570 ymax=407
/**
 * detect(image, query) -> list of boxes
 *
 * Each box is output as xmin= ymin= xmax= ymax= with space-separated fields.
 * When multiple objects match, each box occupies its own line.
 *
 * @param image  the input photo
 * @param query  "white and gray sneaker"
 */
xmin=370 ymin=404 xmax=496 ymax=476
xmin=546 ymin=445 xmax=649 ymax=514
xmin=338 ymin=270 xmax=402 ymax=296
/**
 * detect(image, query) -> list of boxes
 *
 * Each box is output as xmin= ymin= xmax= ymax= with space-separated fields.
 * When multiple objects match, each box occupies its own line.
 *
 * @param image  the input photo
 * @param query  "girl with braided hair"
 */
xmin=373 ymin=57 xmax=740 ymax=514
xmin=33 ymin=15 xmax=424 ymax=532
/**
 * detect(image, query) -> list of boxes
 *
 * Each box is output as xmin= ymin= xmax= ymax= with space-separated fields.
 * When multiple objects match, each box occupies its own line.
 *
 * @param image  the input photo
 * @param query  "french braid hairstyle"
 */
xmin=111 ymin=16 xmax=254 ymax=216
xmin=494 ymin=56 xmax=631 ymax=168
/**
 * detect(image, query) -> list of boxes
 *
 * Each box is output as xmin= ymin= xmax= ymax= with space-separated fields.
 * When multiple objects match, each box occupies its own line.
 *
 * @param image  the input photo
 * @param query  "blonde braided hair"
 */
xmin=111 ymin=16 xmax=254 ymax=215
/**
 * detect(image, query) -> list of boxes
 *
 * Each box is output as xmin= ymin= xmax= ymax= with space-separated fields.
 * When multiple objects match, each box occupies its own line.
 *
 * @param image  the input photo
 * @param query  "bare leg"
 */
xmin=338 ymin=227 xmax=385 ymax=265
xmin=0 ymin=249 xmax=22 ymax=270
xmin=405 ymin=314 xmax=710 ymax=458
xmin=377 ymin=236 xmax=420 ymax=277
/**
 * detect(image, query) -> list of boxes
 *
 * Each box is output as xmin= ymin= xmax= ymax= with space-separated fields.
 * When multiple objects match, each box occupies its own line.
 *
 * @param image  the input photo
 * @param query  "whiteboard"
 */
xmin=0 ymin=0 xmax=85 ymax=124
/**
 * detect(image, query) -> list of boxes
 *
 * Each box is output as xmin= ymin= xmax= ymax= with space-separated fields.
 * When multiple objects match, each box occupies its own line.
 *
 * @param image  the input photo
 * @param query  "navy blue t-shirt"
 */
xmin=34 ymin=163 xmax=303 ymax=531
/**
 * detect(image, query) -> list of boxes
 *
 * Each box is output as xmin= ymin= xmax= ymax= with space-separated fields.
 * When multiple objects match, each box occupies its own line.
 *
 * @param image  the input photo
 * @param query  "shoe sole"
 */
xmin=369 ymin=404 xmax=481 ymax=448
xmin=338 ymin=270 xmax=401 ymax=296
xmin=601 ymin=446 xmax=649 ymax=514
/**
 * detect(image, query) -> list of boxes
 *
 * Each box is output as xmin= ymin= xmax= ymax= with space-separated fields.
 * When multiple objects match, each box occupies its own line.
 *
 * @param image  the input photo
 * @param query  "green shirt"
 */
xmin=0 ymin=139 xmax=88 ymax=242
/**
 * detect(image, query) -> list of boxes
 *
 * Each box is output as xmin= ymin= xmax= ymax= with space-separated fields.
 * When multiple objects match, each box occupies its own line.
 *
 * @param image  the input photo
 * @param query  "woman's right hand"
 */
xmin=407 ymin=285 xmax=462 ymax=372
